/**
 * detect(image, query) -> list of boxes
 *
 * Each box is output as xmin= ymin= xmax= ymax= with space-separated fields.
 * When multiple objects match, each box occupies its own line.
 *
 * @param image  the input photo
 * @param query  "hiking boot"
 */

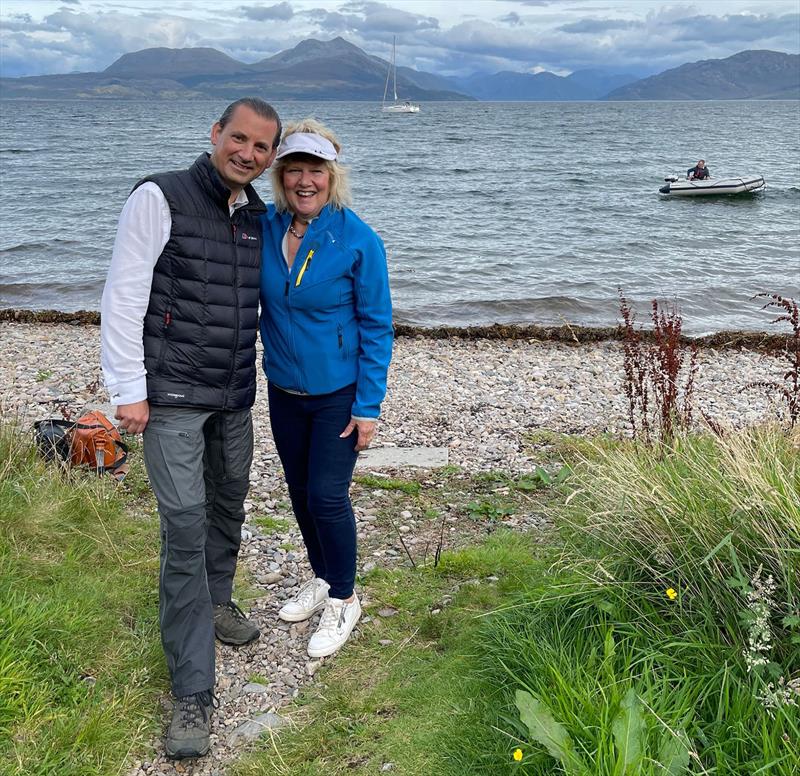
xmin=278 ymin=577 xmax=330 ymax=622
xmin=213 ymin=601 xmax=260 ymax=645
xmin=165 ymin=690 xmax=215 ymax=759
xmin=307 ymin=595 xmax=361 ymax=658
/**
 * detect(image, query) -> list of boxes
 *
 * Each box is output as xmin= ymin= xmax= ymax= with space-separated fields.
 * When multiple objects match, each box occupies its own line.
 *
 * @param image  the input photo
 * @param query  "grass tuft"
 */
xmin=491 ymin=427 xmax=800 ymax=773
xmin=0 ymin=420 xmax=163 ymax=775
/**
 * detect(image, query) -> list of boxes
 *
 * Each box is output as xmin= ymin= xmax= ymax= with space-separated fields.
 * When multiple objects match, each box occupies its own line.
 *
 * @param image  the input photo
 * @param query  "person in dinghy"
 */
xmin=687 ymin=160 xmax=710 ymax=180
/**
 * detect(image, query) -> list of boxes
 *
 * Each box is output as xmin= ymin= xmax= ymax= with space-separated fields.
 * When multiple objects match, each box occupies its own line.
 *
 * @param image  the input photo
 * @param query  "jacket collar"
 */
xmin=191 ymin=153 xmax=267 ymax=214
xmin=276 ymin=203 xmax=336 ymax=232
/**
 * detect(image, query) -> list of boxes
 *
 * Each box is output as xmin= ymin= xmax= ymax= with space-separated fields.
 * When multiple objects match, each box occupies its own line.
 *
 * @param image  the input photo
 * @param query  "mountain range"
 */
xmin=0 ymin=37 xmax=797 ymax=102
xmin=607 ymin=49 xmax=799 ymax=100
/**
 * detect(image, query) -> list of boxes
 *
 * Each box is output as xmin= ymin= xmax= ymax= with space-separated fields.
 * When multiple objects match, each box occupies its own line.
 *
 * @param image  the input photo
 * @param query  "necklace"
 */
xmin=288 ymin=223 xmax=305 ymax=239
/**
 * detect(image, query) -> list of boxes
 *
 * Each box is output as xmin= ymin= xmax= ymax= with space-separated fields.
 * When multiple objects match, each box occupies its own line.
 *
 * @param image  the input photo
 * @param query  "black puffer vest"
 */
xmin=139 ymin=153 xmax=266 ymax=410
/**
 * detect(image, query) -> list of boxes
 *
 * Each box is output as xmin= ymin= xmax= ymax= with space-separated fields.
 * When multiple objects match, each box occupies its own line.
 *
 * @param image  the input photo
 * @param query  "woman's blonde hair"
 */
xmin=271 ymin=118 xmax=352 ymax=213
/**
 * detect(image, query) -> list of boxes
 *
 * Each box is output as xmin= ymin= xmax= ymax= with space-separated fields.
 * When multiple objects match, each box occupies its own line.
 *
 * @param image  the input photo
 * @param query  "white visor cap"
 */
xmin=275 ymin=132 xmax=338 ymax=161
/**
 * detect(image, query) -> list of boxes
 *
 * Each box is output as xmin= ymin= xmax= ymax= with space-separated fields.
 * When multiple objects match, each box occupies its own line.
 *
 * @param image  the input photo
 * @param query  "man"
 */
xmin=687 ymin=159 xmax=710 ymax=180
xmin=100 ymin=97 xmax=281 ymax=759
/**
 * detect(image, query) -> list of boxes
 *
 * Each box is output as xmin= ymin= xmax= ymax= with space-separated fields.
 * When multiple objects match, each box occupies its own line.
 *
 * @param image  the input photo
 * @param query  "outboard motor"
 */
xmin=660 ymin=175 xmax=678 ymax=195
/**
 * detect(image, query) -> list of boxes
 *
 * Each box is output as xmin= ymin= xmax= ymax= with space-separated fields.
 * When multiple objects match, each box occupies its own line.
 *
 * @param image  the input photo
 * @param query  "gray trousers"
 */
xmin=142 ymin=405 xmax=254 ymax=697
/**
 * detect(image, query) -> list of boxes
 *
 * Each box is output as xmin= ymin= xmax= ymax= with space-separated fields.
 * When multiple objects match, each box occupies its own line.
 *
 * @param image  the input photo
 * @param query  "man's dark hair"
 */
xmin=218 ymin=98 xmax=282 ymax=149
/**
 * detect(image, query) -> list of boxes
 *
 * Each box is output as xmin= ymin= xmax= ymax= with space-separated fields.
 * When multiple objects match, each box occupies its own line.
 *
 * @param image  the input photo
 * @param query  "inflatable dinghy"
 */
xmin=659 ymin=175 xmax=765 ymax=196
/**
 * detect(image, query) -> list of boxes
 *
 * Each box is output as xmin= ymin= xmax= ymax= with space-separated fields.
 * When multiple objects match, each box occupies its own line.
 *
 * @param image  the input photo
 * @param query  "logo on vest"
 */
xmin=166 ymin=392 xmax=186 ymax=399
xmin=240 ymin=233 xmax=258 ymax=241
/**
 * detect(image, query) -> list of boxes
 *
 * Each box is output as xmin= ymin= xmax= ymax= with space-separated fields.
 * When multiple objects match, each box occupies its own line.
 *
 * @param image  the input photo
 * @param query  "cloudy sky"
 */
xmin=1 ymin=0 xmax=798 ymax=79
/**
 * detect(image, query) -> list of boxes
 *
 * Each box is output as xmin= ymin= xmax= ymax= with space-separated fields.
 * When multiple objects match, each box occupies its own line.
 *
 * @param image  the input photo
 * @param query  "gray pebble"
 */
xmin=242 ymin=683 xmax=270 ymax=695
xmin=226 ymin=713 xmax=287 ymax=747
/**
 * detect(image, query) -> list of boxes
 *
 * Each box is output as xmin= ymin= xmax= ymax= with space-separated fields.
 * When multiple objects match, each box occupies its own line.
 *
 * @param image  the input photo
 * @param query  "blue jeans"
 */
xmin=268 ymin=382 xmax=359 ymax=599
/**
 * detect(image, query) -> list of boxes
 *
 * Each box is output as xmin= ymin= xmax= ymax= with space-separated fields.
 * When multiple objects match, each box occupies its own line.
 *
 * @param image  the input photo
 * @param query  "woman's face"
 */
xmin=282 ymin=157 xmax=331 ymax=220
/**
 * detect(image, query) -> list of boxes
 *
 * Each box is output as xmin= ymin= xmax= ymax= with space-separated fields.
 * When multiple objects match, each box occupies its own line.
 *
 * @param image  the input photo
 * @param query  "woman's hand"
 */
xmin=340 ymin=418 xmax=376 ymax=451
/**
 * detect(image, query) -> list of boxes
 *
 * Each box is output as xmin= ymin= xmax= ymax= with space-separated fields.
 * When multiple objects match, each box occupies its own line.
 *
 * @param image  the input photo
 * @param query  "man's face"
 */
xmin=210 ymin=106 xmax=278 ymax=192
xmin=697 ymin=161 xmax=705 ymax=168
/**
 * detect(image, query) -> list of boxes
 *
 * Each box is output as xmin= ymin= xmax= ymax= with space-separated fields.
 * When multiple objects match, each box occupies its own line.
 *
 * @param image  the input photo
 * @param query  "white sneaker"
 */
xmin=307 ymin=595 xmax=361 ymax=658
xmin=278 ymin=577 xmax=330 ymax=622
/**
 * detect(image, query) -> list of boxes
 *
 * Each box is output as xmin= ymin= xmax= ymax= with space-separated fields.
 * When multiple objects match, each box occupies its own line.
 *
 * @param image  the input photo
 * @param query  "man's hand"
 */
xmin=340 ymin=418 xmax=376 ymax=452
xmin=115 ymin=399 xmax=150 ymax=434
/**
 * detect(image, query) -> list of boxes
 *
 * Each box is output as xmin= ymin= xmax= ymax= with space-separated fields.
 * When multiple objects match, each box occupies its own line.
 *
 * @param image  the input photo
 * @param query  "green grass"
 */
xmin=0 ymin=421 xmax=164 ymax=775
xmin=354 ymin=474 xmax=422 ymax=495
xmin=231 ymin=531 xmax=550 ymax=776
xmin=4 ymin=414 xmax=798 ymax=774
xmin=253 ymin=515 xmax=289 ymax=533
xmin=472 ymin=427 xmax=800 ymax=774
xmin=466 ymin=498 xmax=516 ymax=521
xmin=231 ymin=427 xmax=800 ymax=775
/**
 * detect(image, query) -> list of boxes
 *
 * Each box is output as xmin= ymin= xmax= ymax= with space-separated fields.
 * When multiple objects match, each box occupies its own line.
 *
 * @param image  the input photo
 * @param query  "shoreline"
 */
xmin=0 ymin=319 xmax=790 ymax=474
xmin=0 ymin=308 xmax=792 ymax=353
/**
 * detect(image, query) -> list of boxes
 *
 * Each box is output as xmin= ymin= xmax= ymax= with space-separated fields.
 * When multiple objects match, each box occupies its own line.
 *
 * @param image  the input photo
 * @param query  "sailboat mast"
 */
xmin=392 ymin=36 xmax=398 ymax=101
xmin=382 ymin=49 xmax=391 ymax=107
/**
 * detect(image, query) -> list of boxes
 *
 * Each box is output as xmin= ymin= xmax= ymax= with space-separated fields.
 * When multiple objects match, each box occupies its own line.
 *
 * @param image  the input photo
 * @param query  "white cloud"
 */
xmin=0 ymin=0 xmax=797 ymax=78
xmin=239 ymin=2 xmax=294 ymax=22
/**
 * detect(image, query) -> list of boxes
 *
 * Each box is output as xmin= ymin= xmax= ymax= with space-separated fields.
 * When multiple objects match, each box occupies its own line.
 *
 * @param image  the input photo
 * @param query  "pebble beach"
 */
xmin=0 ymin=321 xmax=791 ymax=775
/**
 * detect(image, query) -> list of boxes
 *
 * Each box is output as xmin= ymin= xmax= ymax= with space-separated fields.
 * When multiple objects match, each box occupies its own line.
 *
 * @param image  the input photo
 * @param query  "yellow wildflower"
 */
xmin=513 ymin=748 xmax=523 ymax=762
xmin=666 ymin=587 xmax=678 ymax=601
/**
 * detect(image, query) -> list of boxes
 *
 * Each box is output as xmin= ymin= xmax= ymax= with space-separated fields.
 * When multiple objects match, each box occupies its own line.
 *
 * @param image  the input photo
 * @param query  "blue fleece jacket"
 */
xmin=259 ymin=204 xmax=393 ymax=419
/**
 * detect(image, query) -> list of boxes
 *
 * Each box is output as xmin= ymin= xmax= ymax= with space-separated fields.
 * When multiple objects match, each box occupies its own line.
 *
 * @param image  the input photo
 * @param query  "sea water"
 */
xmin=1 ymin=99 xmax=798 ymax=333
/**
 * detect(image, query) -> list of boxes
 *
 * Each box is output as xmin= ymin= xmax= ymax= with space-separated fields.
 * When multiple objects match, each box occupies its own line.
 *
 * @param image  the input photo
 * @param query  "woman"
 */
xmin=259 ymin=119 xmax=393 ymax=658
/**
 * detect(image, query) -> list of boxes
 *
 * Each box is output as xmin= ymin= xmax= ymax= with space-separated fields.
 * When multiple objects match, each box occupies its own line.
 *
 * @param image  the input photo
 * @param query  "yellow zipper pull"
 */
xmin=295 ymin=249 xmax=315 ymax=287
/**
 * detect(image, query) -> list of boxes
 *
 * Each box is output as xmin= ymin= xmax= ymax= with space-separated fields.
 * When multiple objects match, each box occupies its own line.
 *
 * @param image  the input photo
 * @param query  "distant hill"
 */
xmin=0 ymin=40 xmax=797 ymax=102
xmin=567 ymin=70 xmax=639 ymax=98
xmin=0 ymin=37 xmax=472 ymax=102
xmin=457 ymin=69 xmax=637 ymax=100
xmin=104 ymin=47 xmax=246 ymax=79
xmin=606 ymin=50 xmax=800 ymax=100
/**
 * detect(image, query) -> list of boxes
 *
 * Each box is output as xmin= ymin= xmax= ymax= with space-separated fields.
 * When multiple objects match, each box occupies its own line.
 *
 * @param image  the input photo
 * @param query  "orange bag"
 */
xmin=69 ymin=410 xmax=129 ymax=479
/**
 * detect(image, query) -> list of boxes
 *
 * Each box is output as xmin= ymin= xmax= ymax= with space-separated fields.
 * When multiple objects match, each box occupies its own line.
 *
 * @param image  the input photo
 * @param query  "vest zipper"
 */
xmin=225 ymin=220 xmax=240 ymax=409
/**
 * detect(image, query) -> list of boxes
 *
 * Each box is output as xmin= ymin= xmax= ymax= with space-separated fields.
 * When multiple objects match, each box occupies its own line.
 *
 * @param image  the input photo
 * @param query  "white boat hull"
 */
xmin=382 ymin=104 xmax=420 ymax=113
xmin=659 ymin=175 xmax=765 ymax=196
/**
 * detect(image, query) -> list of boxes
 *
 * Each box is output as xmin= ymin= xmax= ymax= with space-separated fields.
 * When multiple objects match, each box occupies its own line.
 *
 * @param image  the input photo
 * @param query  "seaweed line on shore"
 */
xmin=0 ymin=308 xmax=791 ymax=353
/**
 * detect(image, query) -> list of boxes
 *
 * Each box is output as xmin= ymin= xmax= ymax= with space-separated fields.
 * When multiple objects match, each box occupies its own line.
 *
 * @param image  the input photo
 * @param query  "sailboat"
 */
xmin=381 ymin=37 xmax=420 ymax=114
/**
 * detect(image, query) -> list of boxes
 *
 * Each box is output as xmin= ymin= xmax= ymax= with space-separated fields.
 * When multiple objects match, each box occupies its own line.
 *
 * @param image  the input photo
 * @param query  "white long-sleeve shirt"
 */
xmin=100 ymin=182 xmax=249 ymax=405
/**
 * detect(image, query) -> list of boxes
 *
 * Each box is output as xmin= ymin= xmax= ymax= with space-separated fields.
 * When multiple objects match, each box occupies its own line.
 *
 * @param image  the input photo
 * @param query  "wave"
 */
xmin=391 ymin=289 xmax=788 ymax=335
xmin=0 ymin=280 xmax=103 ymax=300
xmin=394 ymin=295 xmax=605 ymax=328
xmin=762 ymin=186 xmax=800 ymax=201
xmin=0 ymin=239 xmax=83 ymax=254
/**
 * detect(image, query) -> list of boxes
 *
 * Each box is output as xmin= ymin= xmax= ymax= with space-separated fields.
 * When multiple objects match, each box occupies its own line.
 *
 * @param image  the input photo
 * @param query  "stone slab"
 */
xmin=357 ymin=446 xmax=449 ymax=469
